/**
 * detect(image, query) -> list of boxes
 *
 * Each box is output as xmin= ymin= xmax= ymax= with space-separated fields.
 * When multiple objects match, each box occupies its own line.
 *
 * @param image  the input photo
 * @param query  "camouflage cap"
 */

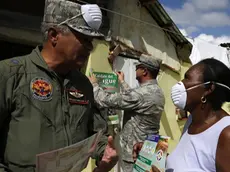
xmin=135 ymin=54 xmax=162 ymax=70
xmin=43 ymin=0 xmax=104 ymax=37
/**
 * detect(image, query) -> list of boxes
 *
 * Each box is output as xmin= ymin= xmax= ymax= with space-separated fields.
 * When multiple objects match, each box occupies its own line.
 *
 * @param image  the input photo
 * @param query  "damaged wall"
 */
xmin=109 ymin=0 xmax=181 ymax=72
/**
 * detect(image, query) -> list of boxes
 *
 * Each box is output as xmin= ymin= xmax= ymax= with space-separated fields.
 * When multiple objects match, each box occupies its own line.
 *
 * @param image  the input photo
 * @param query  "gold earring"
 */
xmin=52 ymin=41 xmax=56 ymax=47
xmin=201 ymin=96 xmax=207 ymax=104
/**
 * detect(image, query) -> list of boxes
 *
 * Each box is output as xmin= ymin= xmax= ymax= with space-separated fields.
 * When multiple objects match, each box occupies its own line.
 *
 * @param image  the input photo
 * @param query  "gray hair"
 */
xmin=41 ymin=22 xmax=71 ymax=42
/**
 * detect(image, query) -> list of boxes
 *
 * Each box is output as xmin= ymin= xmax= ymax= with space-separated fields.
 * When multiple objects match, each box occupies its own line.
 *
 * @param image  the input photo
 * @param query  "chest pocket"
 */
xmin=17 ymin=77 xmax=56 ymax=128
xmin=66 ymin=87 xmax=92 ymax=142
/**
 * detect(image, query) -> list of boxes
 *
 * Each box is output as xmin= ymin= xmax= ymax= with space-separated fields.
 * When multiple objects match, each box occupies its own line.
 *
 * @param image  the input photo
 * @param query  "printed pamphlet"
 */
xmin=133 ymin=134 xmax=170 ymax=172
xmin=36 ymin=131 xmax=102 ymax=172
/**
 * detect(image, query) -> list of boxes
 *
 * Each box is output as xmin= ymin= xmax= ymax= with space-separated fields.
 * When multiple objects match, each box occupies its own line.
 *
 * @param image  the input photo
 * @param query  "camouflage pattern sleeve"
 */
xmin=120 ymin=81 xmax=131 ymax=92
xmin=92 ymin=83 xmax=144 ymax=110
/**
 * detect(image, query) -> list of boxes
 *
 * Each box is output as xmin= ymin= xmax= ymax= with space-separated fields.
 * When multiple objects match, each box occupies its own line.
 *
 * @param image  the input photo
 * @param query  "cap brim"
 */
xmin=67 ymin=24 xmax=104 ymax=38
xmin=134 ymin=61 xmax=160 ymax=70
xmin=134 ymin=61 xmax=141 ymax=66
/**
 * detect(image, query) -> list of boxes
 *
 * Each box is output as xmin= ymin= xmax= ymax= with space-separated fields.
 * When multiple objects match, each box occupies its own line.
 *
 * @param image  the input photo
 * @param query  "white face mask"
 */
xmin=171 ymin=82 xmax=187 ymax=110
xmin=171 ymin=81 xmax=230 ymax=110
xmin=171 ymin=81 xmax=211 ymax=110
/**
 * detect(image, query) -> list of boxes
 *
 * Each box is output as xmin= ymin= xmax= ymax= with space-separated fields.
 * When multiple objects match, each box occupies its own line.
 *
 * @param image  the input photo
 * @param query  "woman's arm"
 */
xmin=216 ymin=126 xmax=230 ymax=172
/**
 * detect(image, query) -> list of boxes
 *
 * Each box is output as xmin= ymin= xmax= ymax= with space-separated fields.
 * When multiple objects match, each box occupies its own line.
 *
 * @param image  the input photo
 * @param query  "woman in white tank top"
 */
xmin=133 ymin=58 xmax=230 ymax=172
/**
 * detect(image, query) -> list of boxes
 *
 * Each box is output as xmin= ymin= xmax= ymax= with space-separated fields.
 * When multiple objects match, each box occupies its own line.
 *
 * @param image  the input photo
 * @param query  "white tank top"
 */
xmin=166 ymin=116 xmax=230 ymax=172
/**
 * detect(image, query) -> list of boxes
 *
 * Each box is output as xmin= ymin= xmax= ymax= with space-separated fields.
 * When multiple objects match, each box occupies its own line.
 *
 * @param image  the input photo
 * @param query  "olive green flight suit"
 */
xmin=0 ymin=46 xmax=108 ymax=172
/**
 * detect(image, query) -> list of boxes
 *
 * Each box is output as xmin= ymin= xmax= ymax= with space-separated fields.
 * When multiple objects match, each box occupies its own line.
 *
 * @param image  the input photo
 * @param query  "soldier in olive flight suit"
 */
xmin=0 ymin=0 xmax=117 ymax=172
xmin=89 ymin=55 xmax=165 ymax=172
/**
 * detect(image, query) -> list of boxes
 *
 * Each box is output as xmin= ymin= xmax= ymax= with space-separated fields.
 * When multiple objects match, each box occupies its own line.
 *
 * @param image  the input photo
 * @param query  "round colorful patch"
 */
xmin=30 ymin=77 xmax=53 ymax=101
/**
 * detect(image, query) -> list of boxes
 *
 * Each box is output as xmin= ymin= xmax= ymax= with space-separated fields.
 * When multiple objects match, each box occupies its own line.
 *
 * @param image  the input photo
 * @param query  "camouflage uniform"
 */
xmin=43 ymin=0 xmax=104 ymax=37
xmin=93 ymin=55 xmax=165 ymax=171
xmin=0 ymin=1 xmax=107 ymax=172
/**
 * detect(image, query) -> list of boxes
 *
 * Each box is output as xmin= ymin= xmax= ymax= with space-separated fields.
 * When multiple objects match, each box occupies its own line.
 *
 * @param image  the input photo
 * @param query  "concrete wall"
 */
xmin=85 ymin=40 xmax=112 ymax=74
xmin=157 ymin=66 xmax=181 ymax=152
xmin=109 ymin=0 xmax=181 ymax=71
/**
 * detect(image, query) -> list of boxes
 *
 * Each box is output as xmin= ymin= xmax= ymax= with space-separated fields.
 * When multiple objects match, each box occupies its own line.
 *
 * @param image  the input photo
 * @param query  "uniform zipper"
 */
xmin=63 ymin=86 xmax=71 ymax=145
xmin=51 ymin=72 xmax=70 ymax=146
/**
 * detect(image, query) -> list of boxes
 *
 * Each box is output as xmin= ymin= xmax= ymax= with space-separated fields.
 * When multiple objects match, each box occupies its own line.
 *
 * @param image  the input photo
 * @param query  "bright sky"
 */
xmin=159 ymin=0 xmax=230 ymax=45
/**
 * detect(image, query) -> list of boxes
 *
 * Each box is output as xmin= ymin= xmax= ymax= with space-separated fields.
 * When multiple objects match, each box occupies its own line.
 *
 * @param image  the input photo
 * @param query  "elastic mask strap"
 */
xmin=186 ymin=81 xmax=211 ymax=91
xmin=187 ymin=81 xmax=230 ymax=92
xmin=58 ymin=13 xmax=85 ymax=26
xmin=215 ymin=82 xmax=230 ymax=91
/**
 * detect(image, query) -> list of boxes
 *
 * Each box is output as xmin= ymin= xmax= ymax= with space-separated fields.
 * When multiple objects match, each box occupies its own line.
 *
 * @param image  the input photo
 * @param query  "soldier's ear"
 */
xmin=142 ymin=68 xmax=148 ymax=76
xmin=48 ymin=28 xmax=59 ymax=47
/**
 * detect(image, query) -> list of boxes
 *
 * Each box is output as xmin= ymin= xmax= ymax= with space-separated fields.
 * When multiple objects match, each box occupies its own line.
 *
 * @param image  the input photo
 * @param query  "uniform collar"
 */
xmin=30 ymin=46 xmax=72 ymax=87
xmin=140 ymin=79 xmax=158 ymax=86
xmin=30 ymin=46 xmax=49 ymax=70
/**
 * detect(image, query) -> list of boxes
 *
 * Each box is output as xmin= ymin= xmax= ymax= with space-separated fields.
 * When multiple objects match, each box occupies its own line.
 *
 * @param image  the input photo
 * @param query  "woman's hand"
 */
xmin=146 ymin=165 xmax=161 ymax=172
